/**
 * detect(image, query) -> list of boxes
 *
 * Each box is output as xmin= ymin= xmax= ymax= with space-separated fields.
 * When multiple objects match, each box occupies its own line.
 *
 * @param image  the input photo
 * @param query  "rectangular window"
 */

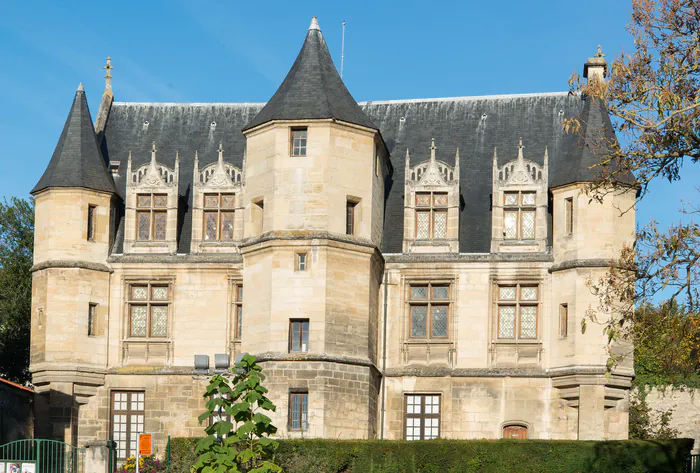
xmin=559 ymin=304 xmax=568 ymax=338
xmin=289 ymin=319 xmax=309 ymax=352
xmin=296 ymin=253 xmax=308 ymax=271
xmin=136 ymin=193 xmax=167 ymax=241
xmin=288 ymin=391 xmax=309 ymax=431
xmin=565 ymin=198 xmax=574 ymax=235
xmin=128 ymin=283 xmax=170 ymax=338
xmin=204 ymin=193 xmax=235 ymax=241
xmin=405 ymin=394 xmax=440 ymax=440
xmin=503 ymin=191 xmax=536 ymax=240
xmin=415 ymin=192 xmax=448 ymax=240
xmin=88 ymin=303 xmax=97 ymax=336
xmin=497 ymin=284 xmax=539 ymax=340
xmin=408 ymin=283 xmax=450 ymax=339
xmin=346 ymin=200 xmax=357 ymax=235
xmin=232 ymin=283 xmax=243 ymax=340
xmin=290 ymin=127 xmax=308 ymax=156
xmin=111 ymin=391 xmax=145 ymax=460
xmin=87 ymin=205 xmax=97 ymax=241
xmin=253 ymin=199 xmax=264 ymax=234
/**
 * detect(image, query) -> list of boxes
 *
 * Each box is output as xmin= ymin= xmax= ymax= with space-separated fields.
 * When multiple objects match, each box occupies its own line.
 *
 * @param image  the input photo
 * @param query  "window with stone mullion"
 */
xmin=503 ymin=191 xmax=536 ymax=240
xmin=415 ymin=192 xmax=448 ymax=240
xmin=497 ymin=284 xmax=538 ymax=340
xmin=204 ymin=193 xmax=235 ymax=242
xmin=128 ymin=283 xmax=169 ymax=338
xmin=111 ymin=391 xmax=145 ymax=460
xmin=136 ymin=193 xmax=167 ymax=241
xmin=404 ymin=394 xmax=440 ymax=440
xmin=409 ymin=283 xmax=449 ymax=339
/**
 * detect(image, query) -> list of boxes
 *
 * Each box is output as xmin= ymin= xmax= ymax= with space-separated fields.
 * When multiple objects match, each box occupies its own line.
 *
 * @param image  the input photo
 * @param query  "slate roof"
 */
xmin=101 ymin=91 xmax=615 ymax=254
xmin=243 ymin=18 xmax=377 ymax=132
xmin=32 ymin=85 xmax=116 ymax=195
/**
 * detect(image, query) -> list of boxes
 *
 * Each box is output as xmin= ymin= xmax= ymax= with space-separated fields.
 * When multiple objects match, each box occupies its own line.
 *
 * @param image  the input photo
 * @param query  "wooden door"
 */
xmin=503 ymin=425 xmax=528 ymax=439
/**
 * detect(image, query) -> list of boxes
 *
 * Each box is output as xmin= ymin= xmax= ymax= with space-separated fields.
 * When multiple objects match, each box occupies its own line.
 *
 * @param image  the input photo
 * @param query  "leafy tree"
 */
xmin=194 ymin=354 xmax=282 ymax=473
xmin=565 ymin=0 xmax=699 ymax=363
xmin=0 ymin=197 xmax=34 ymax=383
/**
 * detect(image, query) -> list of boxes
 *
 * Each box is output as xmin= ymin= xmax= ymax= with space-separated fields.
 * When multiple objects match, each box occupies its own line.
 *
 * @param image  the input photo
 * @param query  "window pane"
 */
xmin=154 ymin=212 xmax=167 ymax=240
xmin=137 ymin=212 xmax=150 ymax=241
xmin=406 ymin=396 xmax=421 ymax=414
xmin=499 ymin=286 xmax=516 ymax=300
xmin=204 ymin=195 xmax=219 ymax=208
xmin=137 ymin=195 xmax=151 ymax=208
xmin=411 ymin=286 xmax=427 ymax=300
xmin=301 ymin=321 xmax=309 ymax=352
xmin=130 ymin=306 xmax=147 ymax=337
xmin=425 ymin=396 xmax=440 ymax=414
xmin=151 ymin=286 xmax=168 ymax=301
xmin=411 ymin=306 xmax=427 ymax=337
xmin=205 ymin=212 xmax=217 ymax=241
xmin=431 ymin=306 xmax=448 ymax=337
xmin=221 ymin=212 xmax=234 ymax=240
xmin=520 ymin=286 xmax=537 ymax=301
xmin=221 ymin=194 xmax=235 ymax=209
xmin=522 ymin=211 xmax=535 ymax=239
xmin=520 ymin=306 xmax=537 ymax=339
xmin=504 ymin=211 xmax=517 ymax=239
xmin=416 ymin=211 xmax=430 ymax=239
xmin=432 ymin=286 xmax=449 ymax=300
xmin=433 ymin=193 xmax=448 ymax=207
xmin=433 ymin=211 xmax=447 ymax=238
xmin=416 ymin=193 xmax=431 ymax=207
xmin=291 ymin=323 xmax=301 ymax=352
xmin=498 ymin=306 xmax=515 ymax=338
xmin=522 ymin=193 xmax=536 ymax=206
xmin=504 ymin=193 xmax=518 ymax=206
xmin=131 ymin=286 xmax=148 ymax=301
xmin=154 ymin=195 xmax=167 ymax=208
xmin=151 ymin=306 xmax=167 ymax=337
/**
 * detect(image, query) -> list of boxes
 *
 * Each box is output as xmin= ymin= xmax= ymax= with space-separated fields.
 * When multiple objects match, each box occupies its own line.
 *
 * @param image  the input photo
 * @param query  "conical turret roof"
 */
xmin=243 ymin=17 xmax=377 ymax=131
xmin=32 ymin=84 xmax=116 ymax=195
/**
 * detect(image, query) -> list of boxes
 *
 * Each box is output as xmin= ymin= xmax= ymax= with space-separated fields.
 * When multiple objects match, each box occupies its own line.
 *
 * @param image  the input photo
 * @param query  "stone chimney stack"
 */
xmin=583 ymin=45 xmax=608 ymax=83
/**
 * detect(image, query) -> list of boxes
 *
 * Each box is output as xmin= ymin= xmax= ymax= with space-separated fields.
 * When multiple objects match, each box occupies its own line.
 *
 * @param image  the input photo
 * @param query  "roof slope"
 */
xmin=243 ymin=18 xmax=377 ymax=131
xmin=32 ymin=85 xmax=116 ymax=195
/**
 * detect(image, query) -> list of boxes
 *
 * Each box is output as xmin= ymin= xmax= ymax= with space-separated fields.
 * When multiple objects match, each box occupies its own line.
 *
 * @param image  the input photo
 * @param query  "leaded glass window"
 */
xmin=409 ymin=283 xmax=450 ymax=339
xmin=203 ymin=193 xmax=235 ymax=242
xmin=111 ymin=391 xmax=145 ymax=460
xmin=136 ymin=193 xmax=167 ymax=241
xmin=405 ymin=394 xmax=440 ymax=440
xmin=128 ymin=283 xmax=170 ymax=338
xmin=415 ymin=192 xmax=448 ymax=240
xmin=497 ymin=283 xmax=539 ymax=340
xmin=502 ymin=191 xmax=536 ymax=240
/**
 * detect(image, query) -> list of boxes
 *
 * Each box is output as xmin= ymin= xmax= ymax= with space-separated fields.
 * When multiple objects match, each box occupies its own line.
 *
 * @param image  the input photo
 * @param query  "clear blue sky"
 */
xmin=0 ymin=0 xmax=696 ymax=229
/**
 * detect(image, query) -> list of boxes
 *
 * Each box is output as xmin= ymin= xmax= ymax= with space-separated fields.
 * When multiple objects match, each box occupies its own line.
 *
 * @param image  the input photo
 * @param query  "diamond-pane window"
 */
xmin=154 ymin=213 xmax=167 ymax=240
xmin=416 ymin=193 xmax=431 ymax=207
xmin=130 ymin=306 xmax=147 ymax=337
xmin=416 ymin=212 xmax=430 ymax=239
xmin=137 ymin=212 xmax=150 ymax=241
xmin=498 ymin=306 xmax=515 ymax=338
xmin=522 ymin=211 xmax=535 ymax=239
xmin=202 ymin=193 xmax=236 ymax=242
xmin=136 ymin=193 xmax=170 ymax=242
xmin=205 ymin=212 xmax=217 ymax=241
xmin=504 ymin=211 xmax=518 ymax=240
xmin=409 ymin=282 xmax=451 ymax=339
xmin=433 ymin=212 xmax=447 ymax=239
xmin=221 ymin=213 xmax=234 ymax=241
xmin=520 ymin=287 xmax=537 ymax=301
xmin=151 ymin=306 xmax=167 ymax=337
xmin=504 ymin=193 xmax=518 ymax=206
xmin=520 ymin=306 xmax=537 ymax=338
xmin=499 ymin=286 xmax=516 ymax=300
xmin=501 ymin=191 xmax=536 ymax=241
xmin=405 ymin=394 xmax=441 ymax=440
xmin=522 ymin=192 xmax=536 ymax=205
xmin=497 ymin=283 xmax=539 ymax=340
xmin=415 ymin=192 xmax=450 ymax=240
xmin=132 ymin=286 xmax=148 ymax=300
xmin=128 ymin=283 xmax=171 ymax=338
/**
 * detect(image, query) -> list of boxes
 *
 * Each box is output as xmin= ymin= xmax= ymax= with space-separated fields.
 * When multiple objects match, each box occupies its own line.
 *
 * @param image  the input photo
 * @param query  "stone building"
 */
xmin=30 ymin=17 xmax=635 ymax=457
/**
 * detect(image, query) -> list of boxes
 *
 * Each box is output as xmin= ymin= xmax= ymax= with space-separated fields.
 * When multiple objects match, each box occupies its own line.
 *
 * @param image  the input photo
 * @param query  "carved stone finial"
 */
xmin=218 ymin=142 xmax=224 ymax=162
xmin=430 ymin=138 xmax=437 ymax=163
xmin=104 ymin=57 xmax=113 ymax=90
xmin=454 ymin=148 xmax=460 ymax=180
xmin=543 ymin=146 xmax=549 ymax=169
xmin=517 ymin=138 xmax=524 ymax=163
xmin=405 ymin=148 xmax=411 ymax=180
xmin=595 ymin=45 xmax=605 ymax=58
xmin=151 ymin=142 xmax=157 ymax=153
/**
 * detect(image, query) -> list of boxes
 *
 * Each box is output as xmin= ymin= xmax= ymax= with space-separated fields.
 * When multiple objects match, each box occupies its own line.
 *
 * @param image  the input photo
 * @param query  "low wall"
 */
xmin=646 ymin=387 xmax=700 ymax=453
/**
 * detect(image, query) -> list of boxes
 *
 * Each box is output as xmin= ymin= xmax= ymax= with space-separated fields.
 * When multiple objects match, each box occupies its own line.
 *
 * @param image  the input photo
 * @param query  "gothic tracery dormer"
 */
xmin=124 ymin=142 xmax=180 ymax=254
xmin=191 ymin=142 xmax=245 ymax=253
xmin=491 ymin=138 xmax=549 ymax=253
xmin=403 ymin=138 xmax=460 ymax=253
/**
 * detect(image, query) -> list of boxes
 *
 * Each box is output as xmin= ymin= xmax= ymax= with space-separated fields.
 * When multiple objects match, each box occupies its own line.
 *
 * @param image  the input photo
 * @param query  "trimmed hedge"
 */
xmin=169 ymin=437 xmax=694 ymax=473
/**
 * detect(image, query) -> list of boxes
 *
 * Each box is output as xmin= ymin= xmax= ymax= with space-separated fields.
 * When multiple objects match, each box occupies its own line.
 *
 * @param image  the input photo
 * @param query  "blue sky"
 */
xmin=0 ymin=0 xmax=696 ymax=229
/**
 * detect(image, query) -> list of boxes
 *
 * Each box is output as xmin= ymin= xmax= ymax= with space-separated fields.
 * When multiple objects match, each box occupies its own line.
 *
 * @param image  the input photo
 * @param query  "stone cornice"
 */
xmin=256 ymin=351 xmax=376 ymax=368
xmin=108 ymin=254 xmax=243 ymax=264
xmin=385 ymin=366 xmax=634 ymax=381
xmin=548 ymin=258 xmax=614 ymax=273
xmin=384 ymin=252 xmax=554 ymax=264
xmin=31 ymin=260 xmax=113 ymax=273
xmin=239 ymin=231 xmax=380 ymax=256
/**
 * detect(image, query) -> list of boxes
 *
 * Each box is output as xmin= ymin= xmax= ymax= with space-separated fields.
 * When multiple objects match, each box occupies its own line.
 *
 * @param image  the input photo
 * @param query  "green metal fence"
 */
xmin=0 ymin=439 xmax=85 ymax=473
xmin=689 ymin=454 xmax=700 ymax=473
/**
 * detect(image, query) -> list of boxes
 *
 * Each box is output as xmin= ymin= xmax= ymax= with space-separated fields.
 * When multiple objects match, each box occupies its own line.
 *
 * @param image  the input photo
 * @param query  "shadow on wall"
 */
xmin=0 ymin=378 xmax=34 ymax=443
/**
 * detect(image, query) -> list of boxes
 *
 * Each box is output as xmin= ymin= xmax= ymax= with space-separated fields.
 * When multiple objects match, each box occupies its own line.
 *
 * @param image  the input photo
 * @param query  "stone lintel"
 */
xmin=31 ymin=260 xmax=113 ymax=273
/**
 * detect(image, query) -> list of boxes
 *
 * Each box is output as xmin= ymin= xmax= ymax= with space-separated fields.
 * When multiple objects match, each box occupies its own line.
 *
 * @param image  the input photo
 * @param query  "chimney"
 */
xmin=583 ymin=45 xmax=608 ymax=83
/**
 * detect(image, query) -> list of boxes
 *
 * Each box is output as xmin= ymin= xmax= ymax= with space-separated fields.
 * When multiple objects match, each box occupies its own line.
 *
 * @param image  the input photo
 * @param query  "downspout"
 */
xmin=380 ymin=269 xmax=388 ymax=439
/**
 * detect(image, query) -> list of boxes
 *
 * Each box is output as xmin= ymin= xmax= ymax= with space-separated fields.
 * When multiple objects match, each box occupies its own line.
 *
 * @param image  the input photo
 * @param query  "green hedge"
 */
xmin=169 ymin=437 xmax=694 ymax=473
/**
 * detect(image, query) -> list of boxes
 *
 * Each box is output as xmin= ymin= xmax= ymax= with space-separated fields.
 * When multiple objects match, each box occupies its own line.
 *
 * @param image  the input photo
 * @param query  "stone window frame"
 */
xmin=503 ymin=191 xmax=536 ymax=241
xmin=87 ymin=204 xmax=97 ymax=241
xmin=565 ymin=197 xmax=574 ymax=236
xmin=346 ymin=198 xmax=360 ymax=235
xmin=88 ymin=303 xmax=97 ymax=337
xmin=407 ymin=282 xmax=451 ymax=340
xmin=290 ymin=127 xmax=308 ymax=157
xmin=231 ymin=280 xmax=243 ymax=341
xmin=494 ymin=282 xmax=541 ymax=342
xmin=296 ymin=252 xmax=308 ymax=272
xmin=559 ymin=303 xmax=568 ymax=339
xmin=122 ymin=278 xmax=174 ymax=342
xmin=135 ymin=193 xmax=168 ymax=242
xmin=288 ymin=390 xmax=309 ymax=431
xmin=414 ymin=191 xmax=449 ymax=240
xmin=404 ymin=393 xmax=441 ymax=440
xmin=110 ymin=390 xmax=145 ymax=460
xmin=289 ymin=319 xmax=310 ymax=353
xmin=203 ymin=193 xmax=236 ymax=242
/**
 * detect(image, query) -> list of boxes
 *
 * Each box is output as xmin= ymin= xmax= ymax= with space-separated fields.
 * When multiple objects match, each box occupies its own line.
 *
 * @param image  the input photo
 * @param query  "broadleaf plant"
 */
xmin=193 ymin=354 xmax=282 ymax=473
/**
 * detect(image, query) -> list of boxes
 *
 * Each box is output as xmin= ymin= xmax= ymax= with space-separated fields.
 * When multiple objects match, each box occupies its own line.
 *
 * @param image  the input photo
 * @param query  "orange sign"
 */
xmin=138 ymin=434 xmax=153 ymax=456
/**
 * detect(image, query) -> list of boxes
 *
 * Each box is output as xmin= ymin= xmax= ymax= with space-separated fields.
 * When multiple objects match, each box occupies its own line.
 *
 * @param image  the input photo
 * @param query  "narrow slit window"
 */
xmin=559 ymin=303 xmax=568 ymax=338
xmin=87 ymin=205 xmax=97 ymax=241
xmin=233 ymin=283 xmax=243 ymax=340
xmin=565 ymin=197 xmax=574 ymax=236
xmin=346 ymin=200 xmax=358 ymax=235
xmin=88 ymin=303 xmax=97 ymax=336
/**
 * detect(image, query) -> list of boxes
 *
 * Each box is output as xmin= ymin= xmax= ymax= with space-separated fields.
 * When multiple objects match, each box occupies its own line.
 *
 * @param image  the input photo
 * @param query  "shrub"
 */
xmin=114 ymin=454 xmax=167 ymax=473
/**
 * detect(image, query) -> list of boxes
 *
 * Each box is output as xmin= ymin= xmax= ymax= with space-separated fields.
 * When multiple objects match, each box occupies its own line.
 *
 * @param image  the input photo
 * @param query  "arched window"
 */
xmin=503 ymin=424 xmax=529 ymax=439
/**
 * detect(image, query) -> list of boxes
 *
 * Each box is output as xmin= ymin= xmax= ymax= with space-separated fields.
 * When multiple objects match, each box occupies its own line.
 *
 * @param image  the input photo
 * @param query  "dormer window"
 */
xmin=290 ymin=127 xmax=307 ymax=156
xmin=416 ymin=192 xmax=448 ymax=240
xmin=503 ymin=191 xmax=536 ymax=240
xmin=204 ymin=193 xmax=235 ymax=241
xmin=136 ymin=194 xmax=167 ymax=241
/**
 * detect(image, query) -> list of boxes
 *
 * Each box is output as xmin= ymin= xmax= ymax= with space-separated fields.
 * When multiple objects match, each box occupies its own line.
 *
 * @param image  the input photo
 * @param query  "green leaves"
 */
xmin=193 ymin=354 xmax=281 ymax=473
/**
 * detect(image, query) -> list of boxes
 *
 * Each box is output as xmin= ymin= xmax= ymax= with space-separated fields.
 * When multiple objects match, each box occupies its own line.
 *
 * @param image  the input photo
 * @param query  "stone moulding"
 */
xmin=256 ymin=351 xmax=375 ymax=368
xmin=385 ymin=366 xmax=634 ymax=379
xmin=107 ymin=253 xmax=243 ymax=264
xmin=239 ymin=230 xmax=378 ymax=251
xmin=384 ymin=252 xmax=554 ymax=264
xmin=548 ymin=258 xmax=615 ymax=273
xmin=30 ymin=260 xmax=113 ymax=273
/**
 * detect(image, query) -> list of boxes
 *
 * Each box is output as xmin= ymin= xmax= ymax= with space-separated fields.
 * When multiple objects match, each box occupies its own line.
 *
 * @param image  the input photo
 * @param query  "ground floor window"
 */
xmin=111 ymin=391 xmax=145 ymax=459
xmin=503 ymin=424 xmax=529 ymax=439
xmin=404 ymin=394 xmax=440 ymax=440
xmin=288 ymin=391 xmax=308 ymax=431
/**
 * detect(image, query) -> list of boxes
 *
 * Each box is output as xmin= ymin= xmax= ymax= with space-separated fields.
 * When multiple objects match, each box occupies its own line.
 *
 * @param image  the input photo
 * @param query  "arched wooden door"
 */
xmin=503 ymin=425 xmax=529 ymax=439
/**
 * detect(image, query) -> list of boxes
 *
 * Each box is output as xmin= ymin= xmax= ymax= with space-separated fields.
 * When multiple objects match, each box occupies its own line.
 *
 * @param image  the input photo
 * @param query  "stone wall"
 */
xmin=0 ymin=379 xmax=33 ymax=443
xmin=645 ymin=387 xmax=700 ymax=452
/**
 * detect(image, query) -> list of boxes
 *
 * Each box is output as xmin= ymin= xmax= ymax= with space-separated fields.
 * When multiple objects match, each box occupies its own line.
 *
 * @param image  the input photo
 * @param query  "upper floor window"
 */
xmin=233 ymin=284 xmax=243 ymax=340
xmin=128 ymin=283 xmax=170 ymax=338
xmin=346 ymin=200 xmax=358 ymax=235
xmin=559 ymin=303 xmax=568 ymax=339
xmin=405 ymin=394 xmax=440 ymax=440
xmin=289 ymin=319 xmax=309 ymax=352
xmin=137 ymin=194 xmax=167 ymax=241
xmin=290 ymin=127 xmax=307 ymax=156
xmin=497 ymin=284 xmax=539 ymax=340
xmin=504 ymin=191 xmax=535 ymax=240
xmin=409 ymin=283 xmax=449 ymax=339
xmin=296 ymin=253 xmax=308 ymax=271
xmin=87 ymin=205 xmax=97 ymax=241
xmin=416 ymin=192 xmax=448 ymax=240
xmin=204 ymin=193 xmax=235 ymax=241
xmin=88 ymin=303 xmax=97 ymax=336
xmin=565 ymin=197 xmax=574 ymax=235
